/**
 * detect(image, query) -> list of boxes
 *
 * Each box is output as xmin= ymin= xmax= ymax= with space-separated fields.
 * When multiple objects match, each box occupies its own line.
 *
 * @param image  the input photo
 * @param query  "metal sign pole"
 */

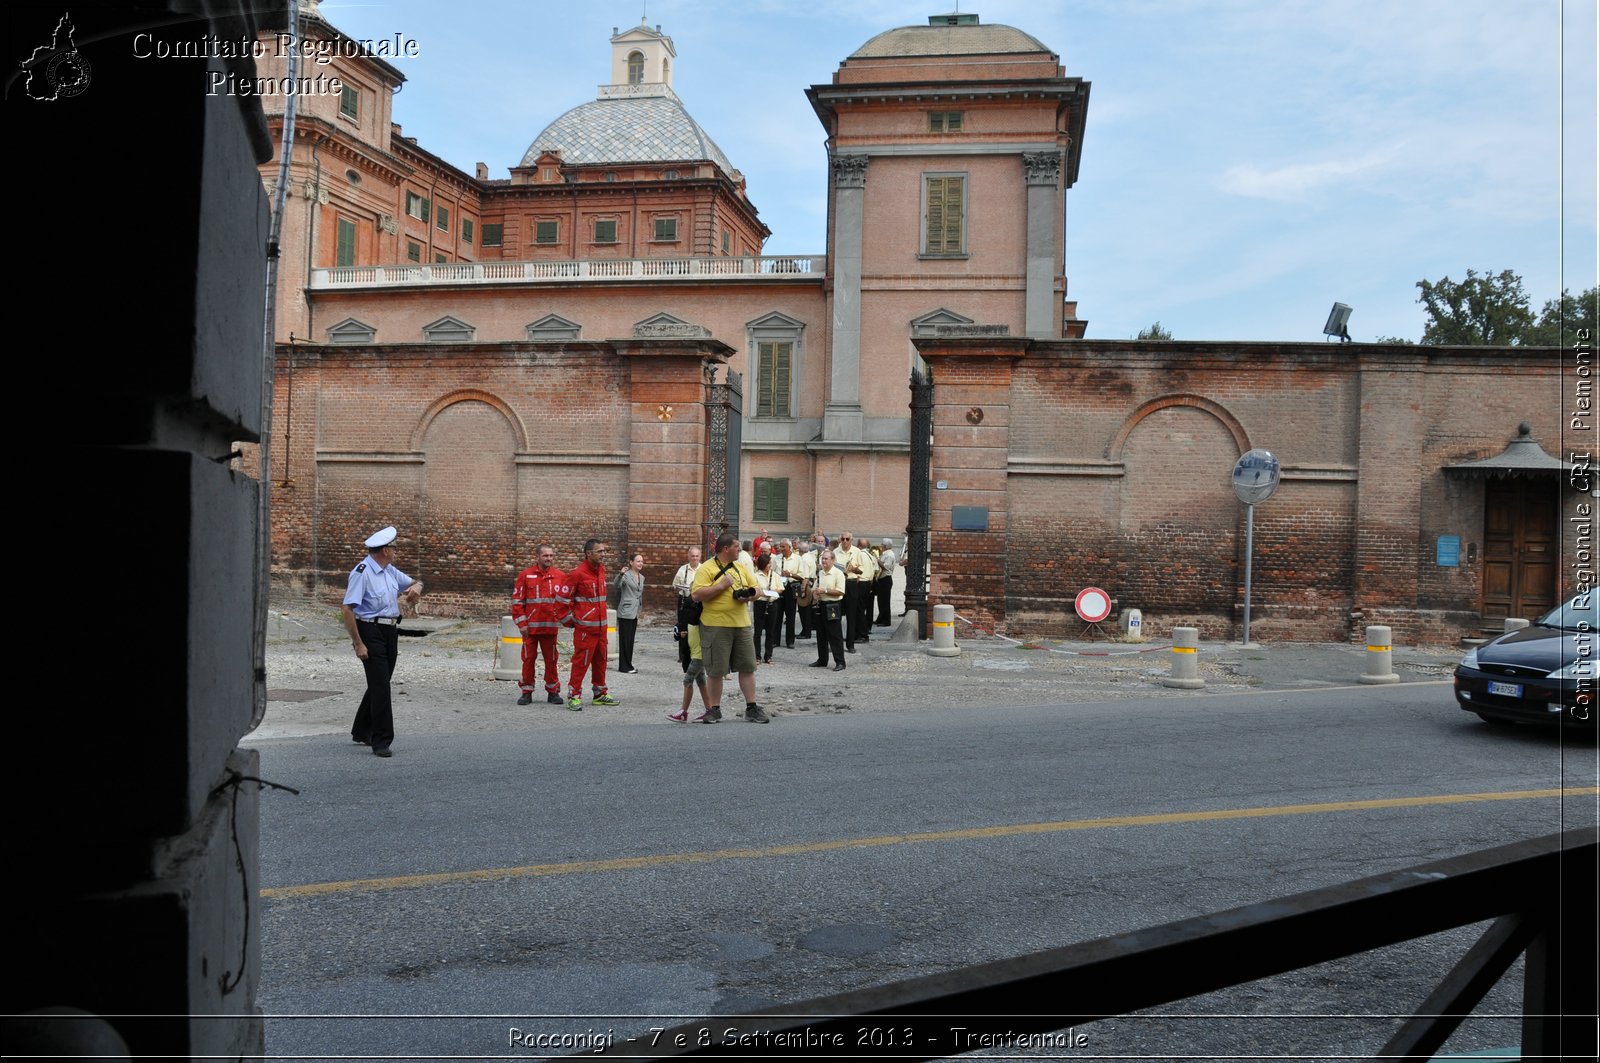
xmin=1242 ymin=503 xmax=1254 ymax=646
xmin=1231 ymin=448 xmax=1278 ymax=647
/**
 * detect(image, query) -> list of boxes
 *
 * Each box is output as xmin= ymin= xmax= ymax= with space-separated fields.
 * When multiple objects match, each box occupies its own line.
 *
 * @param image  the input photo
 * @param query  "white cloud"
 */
xmin=1218 ymin=149 xmax=1396 ymax=202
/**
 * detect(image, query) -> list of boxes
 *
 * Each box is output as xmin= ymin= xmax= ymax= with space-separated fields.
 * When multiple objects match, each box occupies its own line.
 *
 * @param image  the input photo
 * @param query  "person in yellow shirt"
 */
xmin=809 ymin=549 xmax=847 ymax=670
xmin=837 ymin=532 xmax=870 ymax=653
xmin=689 ymin=532 xmax=769 ymax=724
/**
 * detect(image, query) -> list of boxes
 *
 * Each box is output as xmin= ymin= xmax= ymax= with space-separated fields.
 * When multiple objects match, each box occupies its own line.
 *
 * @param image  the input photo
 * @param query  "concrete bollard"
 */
xmin=492 ymin=616 xmax=522 ymax=681
xmin=607 ymin=607 xmax=619 ymax=662
xmin=1161 ymin=626 xmax=1205 ymax=689
xmin=1359 ymin=625 xmax=1401 ymax=684
xmin=927 ymin=603 xmax=960 ymax=657
xmin=1503 ymin=617 xmax=1530 ymax=633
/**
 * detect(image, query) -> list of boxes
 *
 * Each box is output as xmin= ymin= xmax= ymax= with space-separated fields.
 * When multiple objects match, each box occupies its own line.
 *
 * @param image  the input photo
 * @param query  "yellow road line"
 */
xmin=261 ymin=787 xmax=1597 ymax=900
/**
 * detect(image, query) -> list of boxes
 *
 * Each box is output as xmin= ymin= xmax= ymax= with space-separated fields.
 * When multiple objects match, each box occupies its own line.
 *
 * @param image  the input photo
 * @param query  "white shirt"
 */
xmin=672 ymin=562 xmax=697 ymax=596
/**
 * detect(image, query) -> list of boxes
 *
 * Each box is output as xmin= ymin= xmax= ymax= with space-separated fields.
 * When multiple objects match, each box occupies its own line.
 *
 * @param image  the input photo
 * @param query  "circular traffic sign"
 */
xmin=1232 ymin=447 xmax=1281 ymax=505
xmin=1074 ymin=587 xmax=1112 ymax=623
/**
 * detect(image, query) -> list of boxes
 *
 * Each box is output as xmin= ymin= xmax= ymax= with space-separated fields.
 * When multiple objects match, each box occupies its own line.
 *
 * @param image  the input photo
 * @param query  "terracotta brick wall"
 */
xmin=264 ymin=338 xmax=727 ymax=617
xmin=921 ymin=338 xmax=1575 ymax=643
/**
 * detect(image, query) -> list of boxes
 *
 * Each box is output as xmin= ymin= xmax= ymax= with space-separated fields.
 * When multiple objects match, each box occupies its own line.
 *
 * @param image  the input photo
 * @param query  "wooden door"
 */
xmin=1481 ymin=478 xmax=1558 ymax=629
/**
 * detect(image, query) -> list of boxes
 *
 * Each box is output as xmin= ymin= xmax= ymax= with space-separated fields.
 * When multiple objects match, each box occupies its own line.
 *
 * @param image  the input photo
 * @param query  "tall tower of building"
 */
xmin=807 ymin=12 xmax=1088 ymax=445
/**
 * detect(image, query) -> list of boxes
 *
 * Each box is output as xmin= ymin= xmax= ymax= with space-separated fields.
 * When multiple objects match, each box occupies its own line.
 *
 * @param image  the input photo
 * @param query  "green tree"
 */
xmin=1525 ymin=285 xmax=1599 ymax=347
xmin=1416 ymin=268 xmax=1535 ymax=345
xmin=1135 ymin=321 xmax=1173 ymax=341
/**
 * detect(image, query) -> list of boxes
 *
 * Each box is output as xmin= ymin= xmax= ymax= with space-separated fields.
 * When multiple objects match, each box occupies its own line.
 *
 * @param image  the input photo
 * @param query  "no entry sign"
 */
xmin=1074 ymin=587 xmax=1112 ymax=623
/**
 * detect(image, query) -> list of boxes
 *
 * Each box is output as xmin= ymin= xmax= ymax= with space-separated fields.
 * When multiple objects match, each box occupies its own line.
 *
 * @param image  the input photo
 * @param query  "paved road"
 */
xmin=253 ymin=677 xmax=1596 ymax=1060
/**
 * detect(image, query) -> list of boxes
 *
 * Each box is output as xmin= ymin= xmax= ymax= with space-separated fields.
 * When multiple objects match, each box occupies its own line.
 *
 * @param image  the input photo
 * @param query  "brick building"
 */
xmin=916 ymin=335 xmax=1584 ymax=642
xmin=259 ymin=6 xmax=1088 ymax=612
xmin=256 ymin=5 xmax=1582 ymax=640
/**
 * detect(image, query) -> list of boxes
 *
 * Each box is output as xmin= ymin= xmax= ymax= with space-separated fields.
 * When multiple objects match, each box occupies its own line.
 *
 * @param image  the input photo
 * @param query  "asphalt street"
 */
xmin=251 ymin=666 xmax=1598 ymax=1061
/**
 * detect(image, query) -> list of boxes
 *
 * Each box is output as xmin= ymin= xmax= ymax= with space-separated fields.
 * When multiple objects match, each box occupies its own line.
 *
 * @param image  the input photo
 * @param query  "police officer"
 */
xmin=341 ymin=526 xmax=424 ymax=757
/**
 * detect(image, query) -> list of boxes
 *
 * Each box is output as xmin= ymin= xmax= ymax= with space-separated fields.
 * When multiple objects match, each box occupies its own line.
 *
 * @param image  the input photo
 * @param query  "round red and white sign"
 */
xmin=1074 ymin=587 xmax=1112 ymax=623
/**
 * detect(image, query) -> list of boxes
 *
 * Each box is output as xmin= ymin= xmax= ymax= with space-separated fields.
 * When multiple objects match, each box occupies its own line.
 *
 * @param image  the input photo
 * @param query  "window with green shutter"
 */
xmin=436 ymin=205 xmax=449 ymax=232
xmin=755 ymin=341 xmax=792 ymax=418
xmin=536 ymin=220 xmax=559 ymax=244
xmin=335 ymin=217 xmax=356 ymax=267
xmin=653 ymin=217 xmax=678 ymax=242
xmin=406 ymin=241 xmax=421 ymax=261
xmin=753 ymin=478 xmax=789 ymax=523
xmin=462 ymin=218 xmax=473 ymax=244
xmin=924 ymin=175 xmax=966 ymax=255
xmin=594 ymin=219 xmax=617 ymax=243
xmin=481 ymin=223 xmax=503 ymax=247
xmin=340 ymin=85 xmax=359 ymax=121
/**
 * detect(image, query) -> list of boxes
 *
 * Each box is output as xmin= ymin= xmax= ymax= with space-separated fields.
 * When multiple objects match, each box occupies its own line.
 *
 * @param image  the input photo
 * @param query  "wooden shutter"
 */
xmin=757 ymin=342 xmax=791 ymax=418
xmin=926 ymin=176 xmax=964 ymax=253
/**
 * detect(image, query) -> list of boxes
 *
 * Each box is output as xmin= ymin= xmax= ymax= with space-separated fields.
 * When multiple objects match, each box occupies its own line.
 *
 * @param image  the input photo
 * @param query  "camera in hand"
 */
xmin=731 ymin=586 xmax=757 ymax=601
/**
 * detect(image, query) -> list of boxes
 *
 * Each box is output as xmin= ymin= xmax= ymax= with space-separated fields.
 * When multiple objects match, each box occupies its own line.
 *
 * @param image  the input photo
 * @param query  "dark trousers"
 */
xmin=814 ymin=603 xmax=844 ymax=665
xmin=352 ymin=619 xmax=399 ymax=748
xmin=676 ymin=596 xmax=693 ymax=670
xmin=754 ymin=600 xmax=771 ymax=659
xmin=780 ymin=589 xmax=797 ymax=646
xmin=838 ymin=582 xmax=864 ymax=646
xmin=874 ymin=575 xmax=892 ymax=625
xmin=618 ymin=616 xmax=638 ymax=670
xmin=797 ymin=587 xmax=813 ymax=637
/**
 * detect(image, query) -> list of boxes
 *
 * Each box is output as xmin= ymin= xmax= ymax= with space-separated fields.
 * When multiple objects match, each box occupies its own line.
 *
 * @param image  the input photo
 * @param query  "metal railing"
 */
xmin=309 ymin=254 xmax=825 ymax=289
xmin=585 ymin=830 xmax=1596 ymax=1059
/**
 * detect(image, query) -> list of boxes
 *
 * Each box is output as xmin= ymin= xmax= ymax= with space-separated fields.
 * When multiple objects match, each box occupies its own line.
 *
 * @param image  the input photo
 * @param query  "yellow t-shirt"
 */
xmin=691 ymin=556 xmax=759 ymax=627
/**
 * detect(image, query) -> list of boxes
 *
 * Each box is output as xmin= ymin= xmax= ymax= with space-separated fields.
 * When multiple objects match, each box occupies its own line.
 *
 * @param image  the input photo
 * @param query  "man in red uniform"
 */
xmin=560 ymin=538 xmax=619 ymax=711
xmin=511 ymin=542 xmax=567 ymax=706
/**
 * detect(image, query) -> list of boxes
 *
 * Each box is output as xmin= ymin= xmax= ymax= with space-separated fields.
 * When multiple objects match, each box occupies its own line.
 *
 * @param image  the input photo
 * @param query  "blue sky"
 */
xmin=316 ymin=0 xmax=1596 ymax=343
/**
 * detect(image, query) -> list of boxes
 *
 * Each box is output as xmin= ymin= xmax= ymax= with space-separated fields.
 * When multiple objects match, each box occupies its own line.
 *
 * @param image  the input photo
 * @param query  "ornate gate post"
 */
xmin=905 ymin=363 xmax=933 ymax=639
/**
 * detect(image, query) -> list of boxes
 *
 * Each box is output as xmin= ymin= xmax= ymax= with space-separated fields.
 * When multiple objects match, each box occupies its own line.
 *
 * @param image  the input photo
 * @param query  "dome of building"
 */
xmin=521 ymin=93 xmax=734 ymax=173
xmin=850 ymin=17 xmax=1052 ymax=58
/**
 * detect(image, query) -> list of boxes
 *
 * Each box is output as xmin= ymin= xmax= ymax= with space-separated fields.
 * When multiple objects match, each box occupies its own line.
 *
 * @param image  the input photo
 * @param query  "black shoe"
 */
xmin=786 ymin=642 xmax=795 ymax=649
xmin=516 ymin=692 xmax=533 ymax=705
xmin=620 ymin=667 xmax=639 ymax=674
xmin=832 ymin=663 xmax=846 ymax=671
xmin=810 ymin=660 xmax=828 ymax=667
xmin=547 ymin=692 xmax=563 ymax=705
xmin=372 ymin=746 xmax=393 ymax=758
xmin=846 ymin=646 xmax=857 ymax=654
xmin=744 ymin=706 xmax=770 ymax=724
xmin=352 ymin=734 xmax=370 ymax=744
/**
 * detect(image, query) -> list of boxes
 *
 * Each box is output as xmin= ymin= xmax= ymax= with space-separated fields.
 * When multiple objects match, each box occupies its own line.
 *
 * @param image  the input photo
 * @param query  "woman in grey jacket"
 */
xmin=616 ymin=553 xmax=645 ymax=673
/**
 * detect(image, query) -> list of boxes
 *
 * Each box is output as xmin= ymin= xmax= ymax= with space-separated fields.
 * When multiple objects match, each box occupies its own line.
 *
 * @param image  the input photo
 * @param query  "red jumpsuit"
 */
xmin=511 ymin=564 xmax=567 ymax=696
xmin=562 ymin=558 xmax=609 ymax=698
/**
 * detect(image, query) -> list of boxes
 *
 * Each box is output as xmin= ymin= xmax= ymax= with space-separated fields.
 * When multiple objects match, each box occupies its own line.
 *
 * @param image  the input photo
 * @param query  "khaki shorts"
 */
xmin=701 ymin=623 xmax=756 ymax=676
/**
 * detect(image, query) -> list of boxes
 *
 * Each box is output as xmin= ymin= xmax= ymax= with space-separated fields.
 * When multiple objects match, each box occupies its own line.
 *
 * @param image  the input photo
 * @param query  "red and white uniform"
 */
xmin=512 ymin=563 xmax=566 ymax=695
xmin=561 ymin=557 xmax=609 ymax=697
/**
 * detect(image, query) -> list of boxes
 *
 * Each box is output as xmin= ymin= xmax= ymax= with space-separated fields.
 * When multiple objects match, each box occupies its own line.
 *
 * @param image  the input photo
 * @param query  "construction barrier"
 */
xmin=927 ymin=603 xmax=960 ymax=657
xmin=492 ymin=616 xmax=522 ymax=681
xmin=1358 ymin=624 xmax=1400 ymax=684
xmin=1160 ymin=627 xmax=1205 ymax=689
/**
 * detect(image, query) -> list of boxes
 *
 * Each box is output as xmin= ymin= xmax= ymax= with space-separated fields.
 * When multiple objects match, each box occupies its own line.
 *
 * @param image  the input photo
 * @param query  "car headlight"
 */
xmin=1459 ymin=648 xmax=1478 ymax=669
xmin=1548 ymin=660 xmax=1595 ymax=680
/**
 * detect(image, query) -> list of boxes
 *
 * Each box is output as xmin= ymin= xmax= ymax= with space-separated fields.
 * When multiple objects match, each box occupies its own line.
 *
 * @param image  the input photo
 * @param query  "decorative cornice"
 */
xmin=831 ymin=153 xmax=870 ymax=188
xmin=1023 ymin=150 xmax=1062 ymax=186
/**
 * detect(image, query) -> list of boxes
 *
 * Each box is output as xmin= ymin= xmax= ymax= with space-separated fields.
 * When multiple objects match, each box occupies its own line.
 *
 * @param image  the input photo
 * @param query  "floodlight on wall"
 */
xmin=1323 ymin=302 xmax=1353 ymax=343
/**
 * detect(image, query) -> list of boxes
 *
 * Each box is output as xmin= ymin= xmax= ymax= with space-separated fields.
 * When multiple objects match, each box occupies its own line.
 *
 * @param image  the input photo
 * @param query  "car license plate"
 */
xmin=1487 ymin=681 xmax=1523 ymax=698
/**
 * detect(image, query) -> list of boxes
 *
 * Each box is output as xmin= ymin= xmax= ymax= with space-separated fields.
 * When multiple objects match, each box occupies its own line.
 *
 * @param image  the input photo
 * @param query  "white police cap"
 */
xmin=364 ymin=526 xmax=398 ymax=549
